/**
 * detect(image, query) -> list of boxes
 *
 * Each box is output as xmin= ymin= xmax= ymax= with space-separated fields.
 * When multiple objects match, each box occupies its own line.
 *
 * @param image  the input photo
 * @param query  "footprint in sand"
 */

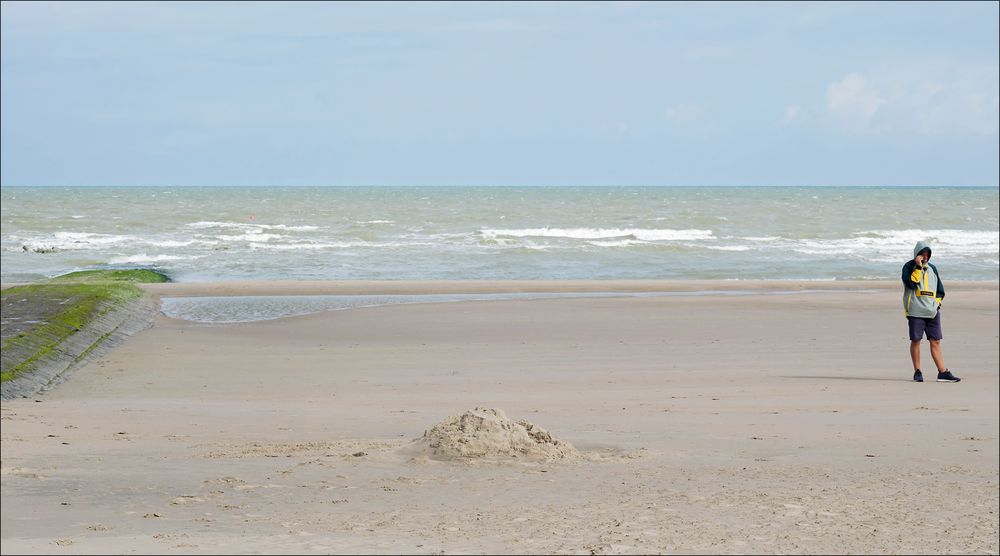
xmin=170 ymin=495 xmax=205 ymax=505
xmin=1 ymin=466 xmax=45 ymax=479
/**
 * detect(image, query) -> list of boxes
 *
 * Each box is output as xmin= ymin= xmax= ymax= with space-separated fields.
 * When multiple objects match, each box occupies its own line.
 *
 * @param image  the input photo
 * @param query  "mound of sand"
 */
xmin=412 ymin=407 xmax=579 ymax=462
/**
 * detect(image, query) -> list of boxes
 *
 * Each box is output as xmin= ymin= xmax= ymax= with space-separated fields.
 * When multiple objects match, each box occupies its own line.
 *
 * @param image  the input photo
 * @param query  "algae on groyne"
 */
xmin=1 ymin=269 xmax=168 ymax=398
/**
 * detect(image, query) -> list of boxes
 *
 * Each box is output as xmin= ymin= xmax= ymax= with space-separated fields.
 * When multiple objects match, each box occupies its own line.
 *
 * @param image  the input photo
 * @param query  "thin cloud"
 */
xmin=780 ymin=104 xmax=805 ymax=126
xmin=443 ymin=19 xmax=552 ymax=33
xmin=682 ymin=43 xmax=736 ymax=61
xmin=824 ymin=62 xmax=1000 ymax=136
xmin=826 ymin=73 xmax=885 ymax=129
xmin=663 ymin=103 xmax=703 ymax=127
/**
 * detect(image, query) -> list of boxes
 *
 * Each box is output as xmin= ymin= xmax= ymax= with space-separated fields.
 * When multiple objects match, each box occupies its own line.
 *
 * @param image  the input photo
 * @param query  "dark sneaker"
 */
xmin=936 ymin=370 xmax=961 ymax=383
xmin=913 ymin=370 xmax=923 ymax=382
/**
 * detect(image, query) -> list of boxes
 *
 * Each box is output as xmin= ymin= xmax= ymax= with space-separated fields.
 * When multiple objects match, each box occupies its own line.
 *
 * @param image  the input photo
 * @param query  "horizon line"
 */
xmin=2 ymin=184 xmax=998 ymax=189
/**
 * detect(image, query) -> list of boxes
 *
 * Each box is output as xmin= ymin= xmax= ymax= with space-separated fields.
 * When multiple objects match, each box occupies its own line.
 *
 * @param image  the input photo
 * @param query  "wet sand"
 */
xmin=2 ymin=280 xmax=998 ymax=554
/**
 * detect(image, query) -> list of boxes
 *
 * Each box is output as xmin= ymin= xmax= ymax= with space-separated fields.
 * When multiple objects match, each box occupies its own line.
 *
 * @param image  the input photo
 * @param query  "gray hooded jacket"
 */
xmin=901 ymin=240 xmax=945 ymax=318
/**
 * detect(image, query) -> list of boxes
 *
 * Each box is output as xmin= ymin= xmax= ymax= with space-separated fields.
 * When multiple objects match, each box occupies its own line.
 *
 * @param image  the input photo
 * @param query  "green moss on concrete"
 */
xmin=0 ymin=269 xmax=165 ymax=383
xmin=50 ymin=269 xmax=170 ymax=283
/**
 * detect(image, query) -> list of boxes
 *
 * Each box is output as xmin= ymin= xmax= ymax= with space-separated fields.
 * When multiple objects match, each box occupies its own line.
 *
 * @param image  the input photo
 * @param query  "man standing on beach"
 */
xmin=901 ymin=241 xmax=961 ymax=383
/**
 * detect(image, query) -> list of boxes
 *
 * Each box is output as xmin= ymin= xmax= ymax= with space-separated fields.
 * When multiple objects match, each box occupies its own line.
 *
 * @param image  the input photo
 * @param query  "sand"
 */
xmin=1 ymin=280 xmax=998 ymax=554
xmin=411 ymin=407 xmax=580 ymax=462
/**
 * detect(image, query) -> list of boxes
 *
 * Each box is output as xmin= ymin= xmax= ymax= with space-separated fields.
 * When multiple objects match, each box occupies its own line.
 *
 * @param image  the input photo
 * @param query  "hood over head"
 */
xmin=913 ymin=241 xmax=932 ymax=258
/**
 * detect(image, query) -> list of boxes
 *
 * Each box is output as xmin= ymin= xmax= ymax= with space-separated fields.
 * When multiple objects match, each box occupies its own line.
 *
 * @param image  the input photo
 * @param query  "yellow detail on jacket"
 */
xmin=902 ymin=241 xmax=943 ymax=319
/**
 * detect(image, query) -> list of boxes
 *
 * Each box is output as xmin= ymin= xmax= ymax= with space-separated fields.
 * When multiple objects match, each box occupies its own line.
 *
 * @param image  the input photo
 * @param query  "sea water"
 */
xmin=2 ymin=186 xmax=997 ymax=282
xmin=160 ymin=290 xmax=873 ymax=324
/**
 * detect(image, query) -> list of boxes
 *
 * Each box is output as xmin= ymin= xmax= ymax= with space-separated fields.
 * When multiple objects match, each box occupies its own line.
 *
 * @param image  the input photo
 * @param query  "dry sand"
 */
xmin=410 ymin=407 xmax=581 ymax=463
xmin=1 ymin=280 xmax=998 ymax=554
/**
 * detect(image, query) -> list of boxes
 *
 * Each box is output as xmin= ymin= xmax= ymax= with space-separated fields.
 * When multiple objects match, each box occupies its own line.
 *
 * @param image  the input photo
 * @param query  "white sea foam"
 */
xmin=246 ymin=240 xmax=440 ymax=251
xmin=248 ymin=242 xmax=354 ymax=250
xmin=187 ymin=221 xmax=319 ymax=231
xmin=267 ymin=224 xmax=321 ymax=231
xmin=788 ymin=229 xmax=999 ymax=258
xmin=107 ymin=254 xmax=203 ymax=264
xmin=19 ymin=232 xmax=138 ymax=251
xmin=857 ymin=229 xmax=998 ymax=249
xmin=187 ymin=221 xmax=259 ymax=229
xmin=480 ymin=227 xmax=714 ymax=241
xmin=587 ymin=239 xmax=650 ymax=247
xmin=144 ymin=239 xmax=216 ymax=248
xmin=54 ymin=231 xmax=136 ymax=244
xmin=217 ymin=233 xmax=285 ymax=242
xmin=704 ymin=245 xmax=753 ymax=251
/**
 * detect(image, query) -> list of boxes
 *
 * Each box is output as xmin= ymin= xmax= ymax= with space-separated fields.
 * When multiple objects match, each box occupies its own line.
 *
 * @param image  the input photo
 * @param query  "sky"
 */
xmin=1 ymin=1 xmax=998 ymax=187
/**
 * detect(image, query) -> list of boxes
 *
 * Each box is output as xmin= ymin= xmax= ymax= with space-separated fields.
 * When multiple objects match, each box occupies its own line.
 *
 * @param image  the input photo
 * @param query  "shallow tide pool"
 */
xmin=159 ymin=289 xmax=872 ymax=324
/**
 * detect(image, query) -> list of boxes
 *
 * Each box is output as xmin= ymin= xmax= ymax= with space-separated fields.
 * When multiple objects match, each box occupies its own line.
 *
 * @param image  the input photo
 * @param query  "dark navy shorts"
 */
xmin=907 ymin=312 xmax=942 ymax=341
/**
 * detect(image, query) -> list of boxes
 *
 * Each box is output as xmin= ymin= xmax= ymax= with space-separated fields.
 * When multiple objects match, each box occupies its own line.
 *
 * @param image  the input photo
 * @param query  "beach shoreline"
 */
xmin=1 ymin=280 xmax=998 ymax=553
xmin=4 ymin=278 xmax=998 ymax=297
xmin=136 ymin=278 xmax=994 ymax=297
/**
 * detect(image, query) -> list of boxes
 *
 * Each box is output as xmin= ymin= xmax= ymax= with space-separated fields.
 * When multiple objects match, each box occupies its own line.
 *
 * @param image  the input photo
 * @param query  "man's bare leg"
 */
xmin=929 ymin=339 xmax=946 ymax=372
